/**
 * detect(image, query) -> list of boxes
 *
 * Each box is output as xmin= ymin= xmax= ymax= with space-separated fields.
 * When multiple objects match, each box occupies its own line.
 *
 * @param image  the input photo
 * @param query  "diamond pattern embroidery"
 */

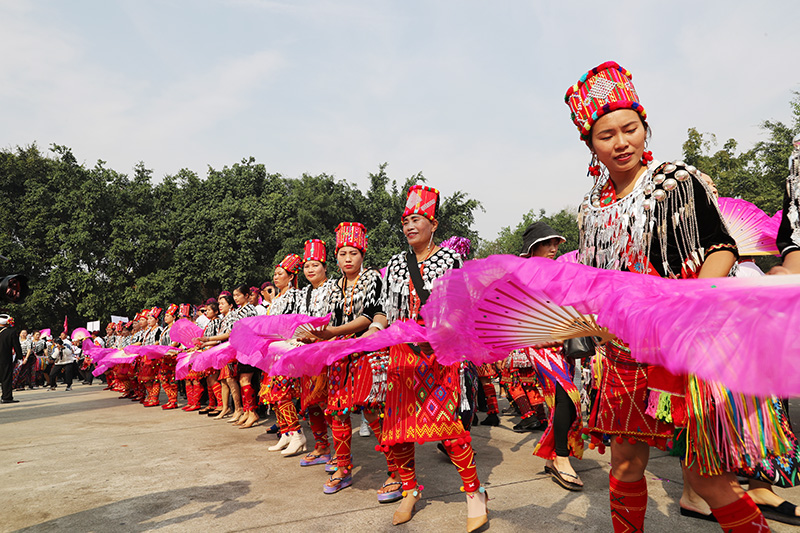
xmin=587 ymin=77 xmax=616 ymax=102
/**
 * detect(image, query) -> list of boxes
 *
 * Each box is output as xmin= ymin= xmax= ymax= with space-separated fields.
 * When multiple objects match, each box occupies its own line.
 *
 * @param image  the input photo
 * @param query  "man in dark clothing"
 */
xmin=0 ymin=314 xmax=23 ymax=403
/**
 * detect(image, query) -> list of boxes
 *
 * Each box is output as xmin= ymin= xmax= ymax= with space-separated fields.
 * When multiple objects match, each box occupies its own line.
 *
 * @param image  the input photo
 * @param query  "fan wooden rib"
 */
xmin=473 ymin=279 xmax=612 ymax=349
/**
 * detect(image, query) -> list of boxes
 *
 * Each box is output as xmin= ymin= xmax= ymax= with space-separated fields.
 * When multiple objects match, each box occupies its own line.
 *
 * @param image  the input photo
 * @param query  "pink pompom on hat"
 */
xmin=565 ymin=61 xmax=646 ymax=142
xmin=335 ymin=223 xmax=367 ymax=252
xmin=402 ymin=185 xmax=439 ymax=221
xmin=303 ymin=239 xmax=327 ymax=263
xmin=277 ymin=253 xmax=303 ymax=274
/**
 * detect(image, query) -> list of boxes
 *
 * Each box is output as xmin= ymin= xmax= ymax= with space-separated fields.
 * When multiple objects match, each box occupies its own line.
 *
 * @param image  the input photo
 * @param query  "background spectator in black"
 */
xmin=0 ymin=314 xmax=23 ymax=403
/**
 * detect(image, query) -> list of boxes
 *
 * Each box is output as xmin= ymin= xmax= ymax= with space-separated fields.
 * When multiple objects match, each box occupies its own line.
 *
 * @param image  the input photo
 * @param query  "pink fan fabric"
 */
xmin=188 ymin=342 xmax=238 ymax=373
xmin=170 ymin=318 xmax=204 ymax=348
xmin=71 ymin=328 xmax=91 ymax=341
xmin=717 ymin=197 xmax=779 ymax=255
xmin=40 ymin=328 xmax=51 ymax=337
xmin=123 ymin=344 xmax=175 ymax=360
xmin=229 ymin=314 xmax=331 ymax=367
xmin=556 ymin=250 xmax=578 ymax=263
xmin=174 ymin=352 xmax=195 ymax=380
xmin=85 ymin=339 xmax=139 ymax=376
xmin=270 ymin=320 xmax=429 ymax=377
xmin=422 ymin=255 xmax=800 ymax=397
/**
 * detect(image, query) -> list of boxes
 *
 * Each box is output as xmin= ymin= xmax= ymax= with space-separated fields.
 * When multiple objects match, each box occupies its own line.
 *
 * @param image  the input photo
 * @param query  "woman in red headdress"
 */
xmin=184 ymin=302 xmax=222 ymax=412
xmin=565 ymin=61 xmax=771 ymax=531
xmin=295 ymin=239 xmax=336 ymax=467
xmin=260 ymin=254 xmax=305 ymax=454
xmin=380 ymin=185 xmax=488 ymax=532
xmin=158 ymin=304 xmax=182 ymax=409
xmin=138 ymin=308 xmax=164 ymax=407
xmin=302 ymin=224 xmax=400 ymax=500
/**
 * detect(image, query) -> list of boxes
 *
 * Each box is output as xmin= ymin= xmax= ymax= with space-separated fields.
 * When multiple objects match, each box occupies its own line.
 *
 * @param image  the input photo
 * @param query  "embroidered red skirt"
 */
xmin=260 ymin=375 xmax=299 ymax=404
xmin=586 ymin=341 xmax=672 ymax=449
xmin=137 ymin=357 xmax=160 ymax=381
xmin=301 ymin=372 xmax=328 ymax=411
xmin=381 ymin=343 xmax=467 ymax=445
xmin=326 ymin=353 xmax=374 ymax=415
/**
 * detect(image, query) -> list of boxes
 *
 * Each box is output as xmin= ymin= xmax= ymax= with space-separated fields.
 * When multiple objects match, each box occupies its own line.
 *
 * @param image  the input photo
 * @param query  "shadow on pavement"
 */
xmin=12 ymin=480 xmax=257 ymax=533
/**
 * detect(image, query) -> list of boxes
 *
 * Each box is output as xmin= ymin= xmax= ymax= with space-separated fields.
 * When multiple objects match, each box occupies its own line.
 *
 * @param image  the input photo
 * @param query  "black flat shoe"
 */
xmin=679 ymin=507 xmax=717 ymax=522
xmin=757 ymin=501 xmax=800 ymax=525
xmin=198 ymin=408 xmax=212 ymax=414
xmin=480 ymin=413 xmax=500 ymax=426
xmin=513 ymin=417 xmax=542 ymax=432
xmin=206 ymin=410 xmax=221 ymax=417
xmin=1 ymin=399 xmax=20 ymax=403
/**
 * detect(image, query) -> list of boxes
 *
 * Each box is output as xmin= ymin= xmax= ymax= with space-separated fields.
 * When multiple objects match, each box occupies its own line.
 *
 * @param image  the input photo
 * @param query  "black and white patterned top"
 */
xmin=296 ymin=279 xmax=337 ymax=318
xmin=33 ymin=339 xmax=47 ymax=355
xmin=219 ymin=304 xmax=259 ymax=335
xmin=203 ymin=318 xmax=222 ymax=338
xmin=143 ymin=326 xmax=162 ymax=345
xmin=219 ymin=310 xmax=239 ymax=335
xmin=160 ymin=327 xmax=172 ymax=346
xmin=267 ymin=288 xmax=300 ymax=316
xmin=382 ymin=248 xmax=463 ymax=324
xmin=777 ymin=147 xmax=800 ymax=258
xmin=329 ymin=269 xmax=384 ymax=329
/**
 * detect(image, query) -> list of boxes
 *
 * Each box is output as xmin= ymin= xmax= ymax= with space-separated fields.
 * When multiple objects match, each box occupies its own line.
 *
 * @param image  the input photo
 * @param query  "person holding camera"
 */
xmin=49 ymin=338 xmax=76 ymax=391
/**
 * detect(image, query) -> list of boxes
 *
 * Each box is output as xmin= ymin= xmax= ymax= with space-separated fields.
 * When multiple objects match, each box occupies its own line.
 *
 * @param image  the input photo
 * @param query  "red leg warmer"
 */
xmin=711 ymin=493 xmax=769 ymax=532
xmin=307 ymin=404 xmax=330 ymax=448
xmin=609 ymin=473 xmax=647 ymax=533
xmin=390 ymin=442 xmax=417 ymax=491
xmin=446 ymin=442 xmax=480 ymax=492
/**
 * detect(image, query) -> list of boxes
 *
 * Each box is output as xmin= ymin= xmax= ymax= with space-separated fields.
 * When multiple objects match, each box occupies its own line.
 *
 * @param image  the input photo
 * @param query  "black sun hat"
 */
xmin=520 ymin=221 xmax=566 ymax=257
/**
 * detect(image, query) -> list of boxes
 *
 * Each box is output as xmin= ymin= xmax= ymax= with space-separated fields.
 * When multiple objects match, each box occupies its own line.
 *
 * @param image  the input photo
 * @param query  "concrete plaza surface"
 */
xmin=2 ymin=384 xmax=798 ymax=533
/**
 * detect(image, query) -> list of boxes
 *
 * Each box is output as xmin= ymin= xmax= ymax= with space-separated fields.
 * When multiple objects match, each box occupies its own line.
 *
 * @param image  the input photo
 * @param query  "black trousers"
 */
xmin=50 ymin=364 xmax=74 ymax=388
xmin=0 ymin=354 xmax=13 ymax=401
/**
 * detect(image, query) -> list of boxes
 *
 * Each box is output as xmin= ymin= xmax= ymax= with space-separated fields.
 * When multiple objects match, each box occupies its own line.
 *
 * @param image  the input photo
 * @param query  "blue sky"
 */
xmin=2 ymin=0 xmax=798 ymax=240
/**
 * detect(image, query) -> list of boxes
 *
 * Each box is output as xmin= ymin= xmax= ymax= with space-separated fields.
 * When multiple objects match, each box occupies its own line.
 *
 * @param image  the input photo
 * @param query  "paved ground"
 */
xmin=2 ymin=383 xmax=799 ymax=533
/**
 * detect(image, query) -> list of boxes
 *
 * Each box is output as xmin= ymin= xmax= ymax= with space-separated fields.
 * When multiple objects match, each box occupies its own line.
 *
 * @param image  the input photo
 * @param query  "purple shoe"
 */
xmin=323 ymin=474 xmax=352 ymax=494
xmin=300 ymin=453 xmax=331 ymax=467
xmin=325 ymin=460 xmax=337 ymax=474
xmin=377 ymin=480 xmax=403 ymax=503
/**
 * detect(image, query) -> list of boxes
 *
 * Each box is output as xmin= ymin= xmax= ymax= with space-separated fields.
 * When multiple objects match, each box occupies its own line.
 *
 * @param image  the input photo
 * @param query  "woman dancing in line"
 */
xmin=514 ymin=221 xmax=586 ymax=492
xmin=566 ymin=61 xmax=769 ymax=531
xmin=184 ymin=302 xmax=222 ymax=412
xmin=307 ymin=224 xmax=400 ymax=501
xmin=295 ymin=239 xmax=336 ymax=467
xmin=261 ymin=254 xmax=306 ymax=456
xmin=158 ymin=304 xmax=182 ymax=410
xmin=380 ymin=185 xmax=488 ymax=531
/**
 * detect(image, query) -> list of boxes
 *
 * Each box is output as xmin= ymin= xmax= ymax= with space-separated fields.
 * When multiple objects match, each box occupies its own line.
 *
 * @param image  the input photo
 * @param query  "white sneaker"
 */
xmin=281 ymin=430 xmax=308 ymax=457
xmin=359 ymin=417 xmax=371 ymax=437
xmin=268 ymin=432 xmax=291 ymax=452
xmin=65 ymin=386 xmax=72 ymax=391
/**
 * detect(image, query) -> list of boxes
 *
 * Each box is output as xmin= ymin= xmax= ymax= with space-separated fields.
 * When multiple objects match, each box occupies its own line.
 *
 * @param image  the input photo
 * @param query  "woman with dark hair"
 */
xmin=184 ymin=302 xmax=221 ymax=412
xmin=515 ymin=222 xmax=586 ymax=491
xmin=380 ymin=186 xmax=488 ymax=531
xmin=198 ymin=292 xmax=236 ymax=418
xmin=295 ymin=239 xmax=336 ymax=466
xmin=139 ymin=308 xmax=164 ymax=407
xmin=305 ymin=225 xmax=398 ymax=499
xmin=565 ymin=61 xmax=771 ymax=531
xmin=199 ymin=286 xmax=260 ymax=425
xmin=159 ymin=304 xmax=182 ymax=410
xmin=261 ymin=254 xmax=305 ymax=454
